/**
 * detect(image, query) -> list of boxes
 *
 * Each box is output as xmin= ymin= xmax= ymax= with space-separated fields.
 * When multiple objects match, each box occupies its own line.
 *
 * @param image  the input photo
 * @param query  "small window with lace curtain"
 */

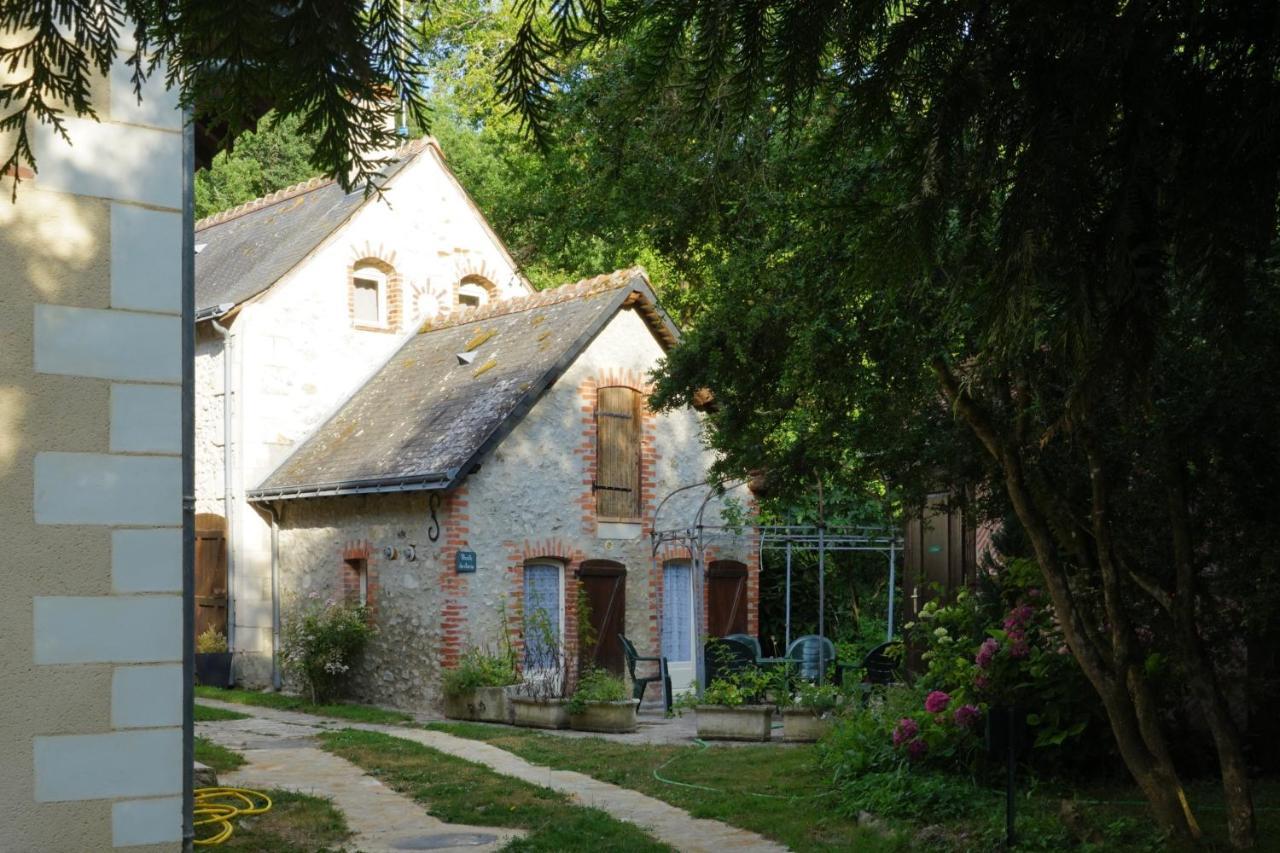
xmin=594 ymin=386 xmax=641 ymax=519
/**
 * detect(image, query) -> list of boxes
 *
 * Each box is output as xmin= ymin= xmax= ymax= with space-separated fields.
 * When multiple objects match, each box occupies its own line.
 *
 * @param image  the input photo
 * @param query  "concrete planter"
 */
xmin=782 ymin=711 xmax=837 ymax=743
xmin=511 ymin=696 xmax=571 ymax=729
xmin=443 ymin=686 xmax=515 ymax=724
xmin=695 ymin=705 xmax=774 ymax=741
xmin=569 ymin=699 xmax=639 ymax=733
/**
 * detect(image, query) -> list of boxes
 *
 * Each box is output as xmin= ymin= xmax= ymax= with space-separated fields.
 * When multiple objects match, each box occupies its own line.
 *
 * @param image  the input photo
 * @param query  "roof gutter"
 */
xmin=195 ymin=302 xmax=236 ymax=323
xmin=246 ymin=470 xmax=455 ymax=503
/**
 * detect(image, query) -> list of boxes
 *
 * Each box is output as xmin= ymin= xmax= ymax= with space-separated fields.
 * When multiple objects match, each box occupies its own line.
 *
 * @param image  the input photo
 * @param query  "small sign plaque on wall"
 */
xmin=455 ymin=550 xmax=477 ymax=574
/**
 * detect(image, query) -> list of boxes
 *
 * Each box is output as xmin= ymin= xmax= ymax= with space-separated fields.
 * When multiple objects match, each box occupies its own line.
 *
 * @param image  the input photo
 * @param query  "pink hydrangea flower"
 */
xmin=1009 ymin=636 xmax=1030 ymax=658
xmin=975 ymin=637 xmax=999 ymax=669
xmin=974 ymin=673 xmax=990 ymax=690
xmin=892 ymin=717 xmax=919 ymax=747
xmin=953 ymin=704 xmax=981 ymax=728
xmin=907 ymin=739 xmax=929 ymax=761
xmin=924 ymin=690 xmax=951 ymax=714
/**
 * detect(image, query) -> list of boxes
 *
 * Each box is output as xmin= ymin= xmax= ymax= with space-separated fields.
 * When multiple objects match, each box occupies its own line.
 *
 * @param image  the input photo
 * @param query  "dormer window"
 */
xmin=349 ymin=259 xmax=400 ymax=332
xmin=457 ymin=275 xmax=495 ymax=309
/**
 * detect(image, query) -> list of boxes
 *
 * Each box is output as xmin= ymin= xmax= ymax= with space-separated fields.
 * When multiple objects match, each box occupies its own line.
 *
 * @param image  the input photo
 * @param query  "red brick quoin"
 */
xmin=340 ymin=539 xmax=379 ymax=617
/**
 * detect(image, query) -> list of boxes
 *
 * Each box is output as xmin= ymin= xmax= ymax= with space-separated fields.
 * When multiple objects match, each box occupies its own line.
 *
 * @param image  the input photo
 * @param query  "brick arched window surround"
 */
xmin=455 ymin=273 xmax=497 ymax=309
xmin=349 ymin=258 xmax=403 ymax=332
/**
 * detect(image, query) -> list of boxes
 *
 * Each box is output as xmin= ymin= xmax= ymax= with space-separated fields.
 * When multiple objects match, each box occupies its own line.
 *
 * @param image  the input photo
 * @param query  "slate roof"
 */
xmin=248 ymin=268 xmax=678 ymax=502
xmin=194 ymin=140 xmax=431 ymax=313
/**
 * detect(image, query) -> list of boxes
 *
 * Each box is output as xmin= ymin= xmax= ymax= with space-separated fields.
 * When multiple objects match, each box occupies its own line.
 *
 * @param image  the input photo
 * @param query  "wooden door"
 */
xmin=579 ymin=561 xmax=626 ymax=674
xmin=195 ymin=513 xmax=229 ymax=640
xmin=707 ymin=561 xmax=748 ymax=637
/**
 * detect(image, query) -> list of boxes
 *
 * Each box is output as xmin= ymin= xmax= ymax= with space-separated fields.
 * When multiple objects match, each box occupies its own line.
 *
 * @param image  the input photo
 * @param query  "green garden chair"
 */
xmin=619 ymin=634 xmax=671 ymax=712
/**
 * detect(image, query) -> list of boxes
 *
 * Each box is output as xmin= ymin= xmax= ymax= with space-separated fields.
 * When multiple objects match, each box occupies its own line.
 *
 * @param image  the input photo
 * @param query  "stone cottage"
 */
xmin=194 ymin=140 xmax=757 ymax=710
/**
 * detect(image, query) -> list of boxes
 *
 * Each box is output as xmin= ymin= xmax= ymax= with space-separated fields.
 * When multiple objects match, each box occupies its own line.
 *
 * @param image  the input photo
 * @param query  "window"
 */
xmin=523 ymin=562 xmax=563 ymax=671
xmin=594 ymin=386 xmax=642 ymax=518
xmin=343 ymin=558 xmax=368 ymax=606
xmin=662 ymin=560 xmax=693 ymax=662
xmin=457 ymin=281 xmax=488 ymax=307
xmin=351 ymin=265 xmax=388 ymax=327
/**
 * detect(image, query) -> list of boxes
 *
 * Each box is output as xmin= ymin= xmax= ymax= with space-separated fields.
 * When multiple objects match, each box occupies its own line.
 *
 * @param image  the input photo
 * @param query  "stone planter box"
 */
xmin=443 ymin=686 xmax=514 ymax=724
xmin=511 ymin=696 xmax=571 ymax=729
xmin=569 ymin=699 xmax=639 ymax=733
xmin=695 ymin=705 xmax=773 ymax=741
xmin=782 ymin=712 xmax=837 ymax=743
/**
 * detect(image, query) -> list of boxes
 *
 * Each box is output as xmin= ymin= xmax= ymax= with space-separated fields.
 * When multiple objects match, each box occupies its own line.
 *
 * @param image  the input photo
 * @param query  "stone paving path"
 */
xmin=202 ymin=712 xmax=520 ymax=852
xmin=198 ymin=698 xmax=789 ymax=853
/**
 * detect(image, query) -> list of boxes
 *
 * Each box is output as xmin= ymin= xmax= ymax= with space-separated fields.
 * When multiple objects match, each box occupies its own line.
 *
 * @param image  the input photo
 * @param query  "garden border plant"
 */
xmin=280 ymin=594 xmax=375 ymax=704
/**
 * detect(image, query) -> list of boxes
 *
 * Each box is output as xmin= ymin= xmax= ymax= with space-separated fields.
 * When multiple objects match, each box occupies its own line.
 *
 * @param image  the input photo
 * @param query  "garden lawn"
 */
xmin=426 ymin=722 xmax=898 ymax=852
xmin=195 ymin=685 xmax=413 ymax=725
xmin=427 ymin=723 xmax=1280 ymax=851
xmin=195 ymin=702 xmax=249 ymax=721
xmin=320 ymin=729 xmax=673 ymax=852
xmin=214 ymin=789 xmax=351 ymax=852
xmin=194 ymin=736 xmax=245 ymax=773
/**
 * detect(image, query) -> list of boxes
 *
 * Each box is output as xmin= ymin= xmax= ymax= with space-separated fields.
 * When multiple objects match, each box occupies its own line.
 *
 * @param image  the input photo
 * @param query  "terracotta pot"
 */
xmin=569 ymin=699 xmax=639 ymax=733
xmin=695 ymin=704 xmax=773 ymax=741
xmin=443 ymin=685 xmax=514 ymax=723
xmin=511 ymin=696 xmax=571 ymax=729
xmin=782 ymin=711 xmax=836 ymax=743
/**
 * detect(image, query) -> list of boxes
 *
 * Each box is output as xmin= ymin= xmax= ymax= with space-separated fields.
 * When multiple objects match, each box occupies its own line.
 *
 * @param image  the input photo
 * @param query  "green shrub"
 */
xmin=787 ymin=680 xmax=845 ymax=716
xmin=568 ymin=667 xmax=629 ymax=714
xmin=196 ymin=627 xmax=228 ymax=654
xmin=281 ymin=596 xmax=375 ymax=703
xmin=442 ymin=646 xmax=518 ymax=697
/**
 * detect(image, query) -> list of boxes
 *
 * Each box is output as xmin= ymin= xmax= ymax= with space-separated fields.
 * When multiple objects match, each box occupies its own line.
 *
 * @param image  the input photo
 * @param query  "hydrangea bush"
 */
xmin=281 ymin=593 xmax=375 ymax=703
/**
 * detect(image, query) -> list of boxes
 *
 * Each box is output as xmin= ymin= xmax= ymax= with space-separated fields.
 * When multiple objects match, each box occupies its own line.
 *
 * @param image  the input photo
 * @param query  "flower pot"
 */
xmin=511 ymin=696 xmax=571 ymax=729
xmin=443 ymin=686 xmax=514 ymax=724
xmin=194 ymin=652 xmax=233 ymax=689
xmin=569 ymin=699 xmax=639 ymax=733
xmin=695 ymin=704 xmax=773 ymax=741
xmin=782 ymin=711 xmax=836 ymax=743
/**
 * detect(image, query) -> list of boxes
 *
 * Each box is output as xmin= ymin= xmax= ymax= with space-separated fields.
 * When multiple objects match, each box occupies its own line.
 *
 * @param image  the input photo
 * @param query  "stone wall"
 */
xmin=0 ymin=33 xmax=186 ymax=850
xmin=273 ymin=305 xmax=755 ymax=710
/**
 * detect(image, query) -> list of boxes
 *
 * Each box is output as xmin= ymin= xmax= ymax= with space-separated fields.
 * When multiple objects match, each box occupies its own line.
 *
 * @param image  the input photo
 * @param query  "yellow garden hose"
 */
xmin=193 ymin=787 xmax=273 ymax=846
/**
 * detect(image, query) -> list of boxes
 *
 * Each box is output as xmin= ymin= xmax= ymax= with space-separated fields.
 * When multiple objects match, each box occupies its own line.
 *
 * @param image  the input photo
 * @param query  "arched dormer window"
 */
xmin=349 ymin=259 xmax=401 ymax=332
xmin=457 ymin=274 xmax=496 ymax=308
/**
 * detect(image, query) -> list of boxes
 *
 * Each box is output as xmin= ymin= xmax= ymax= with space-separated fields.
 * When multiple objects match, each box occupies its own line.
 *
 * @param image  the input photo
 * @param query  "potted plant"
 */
xmin=194 ymin=627 xmax=233 ymax=688
xmin=510 ymin=613 xmax=572 ymax=729
xmin=568 ymin=668 xmax=638 ymax=733
xmin=689 ymin=666 xmax=776 ymax=741
xmin=782 ymin=680 xmax=844 ymax=742
xmin=442 ymin=646 xmax=519 ymax=723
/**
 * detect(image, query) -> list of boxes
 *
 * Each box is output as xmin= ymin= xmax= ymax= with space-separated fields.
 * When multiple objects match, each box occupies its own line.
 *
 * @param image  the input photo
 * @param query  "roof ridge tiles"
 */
xmin=194 ymin=137 xmax=440 ymax=232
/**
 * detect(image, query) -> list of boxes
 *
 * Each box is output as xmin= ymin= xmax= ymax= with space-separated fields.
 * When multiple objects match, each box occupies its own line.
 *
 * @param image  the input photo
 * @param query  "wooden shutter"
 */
xmin=595 ymin=386 xmax=641 ymax=518
xmin=707 ymin=561 xmax=748 ymax=636
xmin=194 ymin=514 xmax=228 ymax=640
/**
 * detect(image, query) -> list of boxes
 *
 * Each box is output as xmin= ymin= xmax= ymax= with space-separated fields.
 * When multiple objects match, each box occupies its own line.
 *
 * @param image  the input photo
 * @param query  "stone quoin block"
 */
xmin=110 ymin=204 xmax=183 ymax=313
xmin=112 ymin=797 xmax=184 ymax=847
xmin=112 ymin=528 xmax=182 ymax=593
xmin=35 ymin=305 xmax=181 ymax=382
xmin=111 ymin=664 xmax=182 ymax=728
xmin=110 ymin=383 xmax=181 ymax=453
xmin=34 ymin=595 xmax=182 ymax=664
xmin=35 ymin=452 xmax=181 ymax=525
xmin=34 ymin=728 xmax=182 ymax=802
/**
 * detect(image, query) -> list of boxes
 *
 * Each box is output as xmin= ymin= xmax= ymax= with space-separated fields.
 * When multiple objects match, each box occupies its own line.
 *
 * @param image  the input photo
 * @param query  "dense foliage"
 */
xmin=441 ymin=646 xmax=519 ymax=697
xmin=281 ymin=596 xmax=375 ymax=704
xmin=194 ymin=111 xmax=319 ymax=219
xmin=567 ymin=667 xmax=629 ymax=714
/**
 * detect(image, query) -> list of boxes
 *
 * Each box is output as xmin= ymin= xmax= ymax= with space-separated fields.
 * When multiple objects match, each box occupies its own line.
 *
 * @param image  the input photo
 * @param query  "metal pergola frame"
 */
xmin=650 ymin=480 xmax=904 ymax=691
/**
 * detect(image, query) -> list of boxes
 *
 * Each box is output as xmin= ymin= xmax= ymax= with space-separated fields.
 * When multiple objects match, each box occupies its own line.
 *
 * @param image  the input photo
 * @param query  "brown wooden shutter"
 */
xmin=194 ymin=514 xmax=229 ymax=640
xmin=595 ymin=387 xmax=641 ymax=518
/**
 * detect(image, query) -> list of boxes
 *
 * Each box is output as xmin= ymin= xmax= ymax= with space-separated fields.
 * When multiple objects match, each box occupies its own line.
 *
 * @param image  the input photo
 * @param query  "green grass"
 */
xmin=195 ymin=685 xmax=414 ymax=725
xmin=426 ymin=723 xmax=1280 ymax=851
xmin=212 ymin=788 xmax=351 ymax=852
xmin=195 ymin=702 xmax=250 ymax=721
xmin=320 ymin=728 xmax=673 ymax=852
xmin=195 ymin=736 xmax=246 ymax=773
xmin=424 ymin=722 xmax=897 ymax=852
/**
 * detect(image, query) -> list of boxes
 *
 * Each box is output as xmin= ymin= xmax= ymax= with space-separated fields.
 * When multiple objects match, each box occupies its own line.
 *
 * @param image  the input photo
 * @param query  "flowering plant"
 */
xmin=281 ymin=593 xmax=375 ymax=703
xmin=888 ymin=688 xmax=983 ymax=766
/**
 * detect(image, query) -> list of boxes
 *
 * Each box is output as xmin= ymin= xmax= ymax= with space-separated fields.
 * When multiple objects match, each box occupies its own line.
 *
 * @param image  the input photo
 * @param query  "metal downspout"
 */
xmin=266 ymin=501 xmax=283 ymax=690
xmin=180 ymin=112 xmax=196 ymax=852
xmin=210 ymin=319 xmax=236 ymax=674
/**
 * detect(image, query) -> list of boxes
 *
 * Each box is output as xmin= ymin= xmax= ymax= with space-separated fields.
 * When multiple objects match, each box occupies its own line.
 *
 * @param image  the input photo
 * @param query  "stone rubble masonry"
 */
xmin=2 ymin=45 xmax=185 ymax=851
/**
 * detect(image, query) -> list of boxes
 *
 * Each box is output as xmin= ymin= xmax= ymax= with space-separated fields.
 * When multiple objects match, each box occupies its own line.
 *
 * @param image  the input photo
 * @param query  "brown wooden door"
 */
xmin=195 ymin=513 xmax=229 ymax=640
xmin=579 ymin=561 xmax=626 ymax=674
xmin=707 ymin=561 xmax=748 ymax=637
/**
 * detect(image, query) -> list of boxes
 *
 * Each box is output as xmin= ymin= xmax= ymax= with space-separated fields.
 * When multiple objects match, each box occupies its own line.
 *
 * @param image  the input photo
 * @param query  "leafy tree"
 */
xmin=1 ymin=0 xmax=426 ymax=195
xmin=194 ymin=111 xmax=320 ymax=219
xmin=502 ymin=1 xmax=1280 ymax=847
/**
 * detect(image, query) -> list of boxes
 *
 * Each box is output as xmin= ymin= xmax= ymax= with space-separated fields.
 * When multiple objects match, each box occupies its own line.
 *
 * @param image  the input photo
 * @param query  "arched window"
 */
xmin=457 ymin=275 xmax=496 ymax=308
xmin=351 ymin=262 xmax=390 ymax=328
xmin=523 ymin=560 xmax=565 ymax=673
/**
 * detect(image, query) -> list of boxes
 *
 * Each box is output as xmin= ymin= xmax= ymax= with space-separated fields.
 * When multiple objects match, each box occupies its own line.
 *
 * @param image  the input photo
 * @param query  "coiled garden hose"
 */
xmin=193 ymin=787 xmax=273 ymax=846
xmin=652 ymin=738 xmax=836 ymax=801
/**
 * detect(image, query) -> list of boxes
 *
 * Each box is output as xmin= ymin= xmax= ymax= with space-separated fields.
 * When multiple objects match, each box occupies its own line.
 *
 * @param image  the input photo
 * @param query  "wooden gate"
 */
xmin=579 ymin=561 xmax=626 ymax=674
xmin=195 ymin=513 xmax=229 ymax=641
xmin=707 ymin=560 xmax=748 ymax=637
